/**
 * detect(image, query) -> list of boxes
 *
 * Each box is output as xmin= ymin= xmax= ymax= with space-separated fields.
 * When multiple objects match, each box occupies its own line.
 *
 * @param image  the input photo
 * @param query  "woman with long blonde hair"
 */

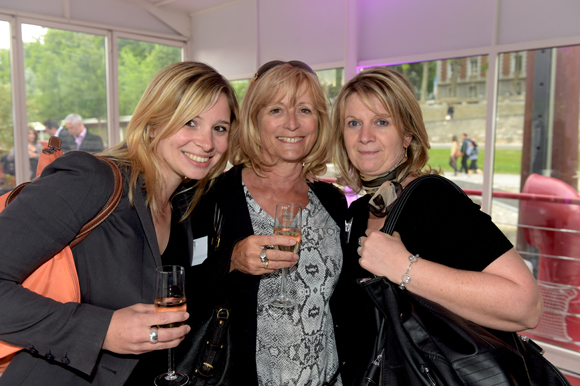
xmin=0 ymin=61 xmax=238 ymax=385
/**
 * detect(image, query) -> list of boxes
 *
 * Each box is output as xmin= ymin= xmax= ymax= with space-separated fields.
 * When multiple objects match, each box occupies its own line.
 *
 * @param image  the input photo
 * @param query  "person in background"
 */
xmin=459 ymin=132 xmax=470 ymax=174
xmin=5 ymin=127 xmax=44 ymax=180
xmin=44 ymin=119 xmax=75 ymax=153
xmin=331 ymin=67 xmax=542 ymax=384
xmin=0 ymin=61 xmax=238 ymax=386
xmin=446 ymin=104 xmax=454 ymax=120
xmin=63 ymin=113 xmax=105 ymax=153
xmin=187 ymin=60 xmax=346 ymax=386
xmin=449 ymin=134 xmax=460 ymax=176
xmin=467 ymin=136 xmax=483 ymax=176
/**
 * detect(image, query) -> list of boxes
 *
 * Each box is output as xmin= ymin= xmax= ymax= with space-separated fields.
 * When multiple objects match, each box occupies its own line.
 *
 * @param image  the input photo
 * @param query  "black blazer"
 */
xmin=0 ymin=151 xmax=194 ymax=385
xmin=188 ymin=165 xmax=347 ymax=385
xmin=57 ymin=128 xmax=76 ymax=153
xmin=79 ymin=131 xmax=105 ymax=153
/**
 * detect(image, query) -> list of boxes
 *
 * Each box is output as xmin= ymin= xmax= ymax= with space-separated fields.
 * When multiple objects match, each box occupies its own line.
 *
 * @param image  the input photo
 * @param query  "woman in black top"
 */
xmin=330 ymin=68 xmax=543 ymax=384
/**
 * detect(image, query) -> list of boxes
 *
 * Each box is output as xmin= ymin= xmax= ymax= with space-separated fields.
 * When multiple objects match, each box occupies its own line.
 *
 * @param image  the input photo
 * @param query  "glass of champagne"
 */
xmin=268 ymin=202 xmax=302 ymax=309
xmin=154 ymin=265 xmax=189 ymax=386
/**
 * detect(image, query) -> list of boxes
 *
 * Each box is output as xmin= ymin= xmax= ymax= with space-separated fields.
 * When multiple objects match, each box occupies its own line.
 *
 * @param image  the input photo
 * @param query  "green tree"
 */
xmin=384 ymin=62 xmax=436 ymax=100
xmin=24 ymin=28 xmax=107 ymax=126
xmin=118 ymin=40 xmax=181 ymax=116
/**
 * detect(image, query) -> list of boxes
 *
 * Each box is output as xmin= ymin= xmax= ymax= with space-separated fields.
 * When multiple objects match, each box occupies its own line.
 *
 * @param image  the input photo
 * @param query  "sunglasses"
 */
xmin=253 ymin=60 xmax=315 ymax=82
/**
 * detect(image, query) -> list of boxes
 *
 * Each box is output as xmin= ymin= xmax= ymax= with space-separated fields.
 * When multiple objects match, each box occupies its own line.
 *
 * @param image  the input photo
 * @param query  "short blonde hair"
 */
xmin=332 ymin=67 xmax=434 ymax=192
xmin=229 ymin=61 xmax=330 ymax=180
xmin=103 ymin=61 xmax=239 ymax=219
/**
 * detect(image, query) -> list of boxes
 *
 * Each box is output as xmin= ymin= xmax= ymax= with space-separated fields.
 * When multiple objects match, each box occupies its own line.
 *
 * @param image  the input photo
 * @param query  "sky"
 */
xmin=0 ymin=22 xmax=46 ymax=49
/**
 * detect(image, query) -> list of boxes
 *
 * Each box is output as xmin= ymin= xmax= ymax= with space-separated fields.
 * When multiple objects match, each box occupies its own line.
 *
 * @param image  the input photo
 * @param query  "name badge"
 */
xmin=191 ymin=236 xmax=209 ymax=266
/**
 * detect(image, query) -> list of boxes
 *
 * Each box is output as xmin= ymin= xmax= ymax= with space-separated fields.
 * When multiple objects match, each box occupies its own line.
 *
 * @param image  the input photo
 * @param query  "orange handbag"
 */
xmin=0 ymin=137 xmax=123 ymax=372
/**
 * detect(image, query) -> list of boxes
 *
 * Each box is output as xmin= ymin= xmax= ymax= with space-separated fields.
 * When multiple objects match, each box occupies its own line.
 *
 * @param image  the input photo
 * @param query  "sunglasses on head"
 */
xmin=253 ymin=60 xmax=315 ymax=82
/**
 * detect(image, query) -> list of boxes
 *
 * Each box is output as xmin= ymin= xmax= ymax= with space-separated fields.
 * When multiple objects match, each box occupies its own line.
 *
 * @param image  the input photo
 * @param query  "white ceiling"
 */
xmin=142 ymin=0 xmax=239 ymax=15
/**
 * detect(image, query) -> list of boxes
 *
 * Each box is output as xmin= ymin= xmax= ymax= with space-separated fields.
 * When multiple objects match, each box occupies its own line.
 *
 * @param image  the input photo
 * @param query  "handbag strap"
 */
xmin=365 ymin=174 xmax=467 ymax=384
xmin=193 ymin=305 xmax=231 ymax=386
xmin=4 ymin=154 xmax=123 ymax=248
xmin=70 ymin=156 xmax=123 ymax=247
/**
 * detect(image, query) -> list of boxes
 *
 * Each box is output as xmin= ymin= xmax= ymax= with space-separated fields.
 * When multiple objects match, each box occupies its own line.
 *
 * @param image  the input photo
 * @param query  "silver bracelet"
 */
xmin=399 ymin=254 xmax=420 ymax=290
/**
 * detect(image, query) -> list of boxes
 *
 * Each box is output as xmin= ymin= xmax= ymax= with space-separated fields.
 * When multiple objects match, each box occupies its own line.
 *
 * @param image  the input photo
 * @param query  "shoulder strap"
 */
xmin=2 ymin=154 xmax=123 ymax=247
xmin=381 ymin=174 xmax=466 ymax=235
xmin=70 ymin=156 xmax=123 ymax=247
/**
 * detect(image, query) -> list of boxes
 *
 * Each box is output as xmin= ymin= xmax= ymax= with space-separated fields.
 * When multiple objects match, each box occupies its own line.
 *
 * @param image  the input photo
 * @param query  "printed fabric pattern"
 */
xmin=243 ymin=184 xmax=343 ymax=386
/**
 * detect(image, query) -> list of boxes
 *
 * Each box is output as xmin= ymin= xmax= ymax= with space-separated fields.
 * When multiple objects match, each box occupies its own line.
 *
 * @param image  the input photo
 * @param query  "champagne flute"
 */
xmin=268 ymin=202 xmax=302 ymax=309
xmin=154 ymin=265 xmax=189 ymax=386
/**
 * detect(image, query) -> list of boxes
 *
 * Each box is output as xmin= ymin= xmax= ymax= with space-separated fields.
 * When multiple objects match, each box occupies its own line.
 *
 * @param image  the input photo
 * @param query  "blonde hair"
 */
xmin=102 ymin=61 xmax=239 ymax=219
xmin=332 ymin=67 xmax=435 ymax=192
xmin=229 ymin=61 xmax=331 ymax=181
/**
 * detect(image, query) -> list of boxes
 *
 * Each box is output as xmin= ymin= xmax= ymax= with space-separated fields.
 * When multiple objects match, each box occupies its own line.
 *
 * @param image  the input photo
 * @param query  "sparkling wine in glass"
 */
xmin=269 ymin=202 xmax=302 ymax=309
xmin=154 ymin=265 xmax=189 ymax=386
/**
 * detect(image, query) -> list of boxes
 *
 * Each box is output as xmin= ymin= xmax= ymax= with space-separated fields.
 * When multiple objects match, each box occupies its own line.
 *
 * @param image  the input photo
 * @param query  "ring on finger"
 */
xmin=262 ymin=260 xmax=269 ymax=269
xmin=357 ymin=246 xmax=362 ymax=256
xmin=358 ymin=237 xmax=362 ymax=246
xmin=260 ymin=249 xmax=268 ymax=263
xmin=149 ymin=327 xmax=159 ymax=344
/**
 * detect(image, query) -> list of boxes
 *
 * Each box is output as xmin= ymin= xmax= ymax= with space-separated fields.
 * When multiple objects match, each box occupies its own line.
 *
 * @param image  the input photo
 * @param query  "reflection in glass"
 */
xmin=493 ymin=46 xmax=580 ymax=353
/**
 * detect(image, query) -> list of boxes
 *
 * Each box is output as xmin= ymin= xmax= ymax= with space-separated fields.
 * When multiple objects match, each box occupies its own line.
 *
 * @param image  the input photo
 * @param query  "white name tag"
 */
xmin=191 ymin=236 xmax=209 ymax=266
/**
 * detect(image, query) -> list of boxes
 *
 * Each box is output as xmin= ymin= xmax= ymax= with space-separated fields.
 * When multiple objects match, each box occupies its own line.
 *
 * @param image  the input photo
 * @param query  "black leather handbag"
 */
xmin=359 ymin=175 xmax=571 ymax=386
xmin=175 ymin=304 xmax=231 ymax=386
xmin=359 ymin=277 xmax=571 ymax=385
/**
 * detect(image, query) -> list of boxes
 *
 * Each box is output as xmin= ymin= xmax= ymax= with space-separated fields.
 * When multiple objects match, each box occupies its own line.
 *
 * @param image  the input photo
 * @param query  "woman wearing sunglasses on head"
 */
xmin=188 ymin=60 xmax=347 ymax=386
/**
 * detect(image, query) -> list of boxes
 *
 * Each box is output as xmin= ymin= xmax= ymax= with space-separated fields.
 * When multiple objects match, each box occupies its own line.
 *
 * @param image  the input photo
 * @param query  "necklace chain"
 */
xmin=256 ymin=175 xmax=304 ymax=203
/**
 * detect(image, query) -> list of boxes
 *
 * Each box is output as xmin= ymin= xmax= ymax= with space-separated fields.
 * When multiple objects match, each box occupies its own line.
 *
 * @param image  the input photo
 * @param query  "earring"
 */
xmin=404 ymin=147 xmax=408 ymax=158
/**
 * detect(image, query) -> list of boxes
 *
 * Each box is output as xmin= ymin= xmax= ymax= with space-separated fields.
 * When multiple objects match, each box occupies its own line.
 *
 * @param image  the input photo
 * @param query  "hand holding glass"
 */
xmin=268 ymin=202 xmax=302 ymax=309
xmin=154 ymin=265 xmax=189 ymax=386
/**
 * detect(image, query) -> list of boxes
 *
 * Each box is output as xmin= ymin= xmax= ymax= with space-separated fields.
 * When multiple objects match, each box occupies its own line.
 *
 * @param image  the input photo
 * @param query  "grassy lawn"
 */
xmin=428 ymin=148 xmax=524 ymax=174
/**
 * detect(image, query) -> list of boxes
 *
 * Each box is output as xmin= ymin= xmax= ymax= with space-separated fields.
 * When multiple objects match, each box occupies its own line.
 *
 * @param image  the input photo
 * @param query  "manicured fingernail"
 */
xmin=184 ymin=312 xmax=190 ymax=319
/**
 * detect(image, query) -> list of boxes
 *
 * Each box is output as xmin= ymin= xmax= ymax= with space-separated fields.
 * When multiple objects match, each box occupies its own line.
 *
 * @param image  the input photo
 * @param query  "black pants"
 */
xmin=460 ymin=156 xmax=469 ymax=173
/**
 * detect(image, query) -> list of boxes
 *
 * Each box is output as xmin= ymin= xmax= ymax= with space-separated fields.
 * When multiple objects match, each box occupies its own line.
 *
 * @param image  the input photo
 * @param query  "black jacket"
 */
xmin=188 ymin=165 xmax=347 ymax=385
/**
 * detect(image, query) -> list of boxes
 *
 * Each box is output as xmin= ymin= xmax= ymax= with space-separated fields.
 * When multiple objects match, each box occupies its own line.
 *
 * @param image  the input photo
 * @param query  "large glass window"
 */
xmin=0 ymin=21 xmax=14 ymax=194
xmin=22 ymin=24 xmax=108 ymax=149
xmin=492 ymin=46 xmax=580 ymax=352
xmin=230 ymin=79 xmax=251 ymax=103
xmin=118 ymin=38 xmax=181 ymax=139
xmin=380 ymin=57 xmax=489 ymax=204
xmin=316 ymin=68 xmax=344 ymax=103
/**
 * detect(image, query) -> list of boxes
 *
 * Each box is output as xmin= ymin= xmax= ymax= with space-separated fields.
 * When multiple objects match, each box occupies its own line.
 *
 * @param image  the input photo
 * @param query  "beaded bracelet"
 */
xmin=399 ymin=254 xmax=420 ymax=290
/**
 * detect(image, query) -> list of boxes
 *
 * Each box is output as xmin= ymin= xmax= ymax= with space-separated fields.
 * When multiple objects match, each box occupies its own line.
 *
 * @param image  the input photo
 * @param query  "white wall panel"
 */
xmin=0 ymin=0 xmax=64 ymax=18
xmin=498 ymin=0 xmax=580 ymax=45
xmin=258 ymin=0 xmax=345 ymax=67
xmin=358 ymin=0 xmax=495 ymax=62
xmin=70 ymin=0 xmax=176 ymax=35
xmin=190 ymin=0 xmax=256 ymax=79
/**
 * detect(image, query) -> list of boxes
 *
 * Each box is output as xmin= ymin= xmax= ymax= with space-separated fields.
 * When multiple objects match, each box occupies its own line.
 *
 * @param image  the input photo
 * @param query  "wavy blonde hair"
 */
xmin=229 ymin=61 xmax=330 ymax=181
xmin=332 ymin=67 xmax=435 ymax=193
xmin=102 ymin=61 xmax=239 ymax=219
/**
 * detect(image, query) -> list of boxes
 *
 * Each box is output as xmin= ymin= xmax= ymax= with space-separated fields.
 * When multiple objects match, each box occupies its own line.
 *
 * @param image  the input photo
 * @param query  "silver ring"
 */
xmin=260 ymin=249 xmax=268 ymax=263
xmin=149 ymin=328 xmax=159 ymax=344
xmin=357 ymin=246 xmax=362 ymax=256
xmin=358 ymin=237 xmax=362 ymax=246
